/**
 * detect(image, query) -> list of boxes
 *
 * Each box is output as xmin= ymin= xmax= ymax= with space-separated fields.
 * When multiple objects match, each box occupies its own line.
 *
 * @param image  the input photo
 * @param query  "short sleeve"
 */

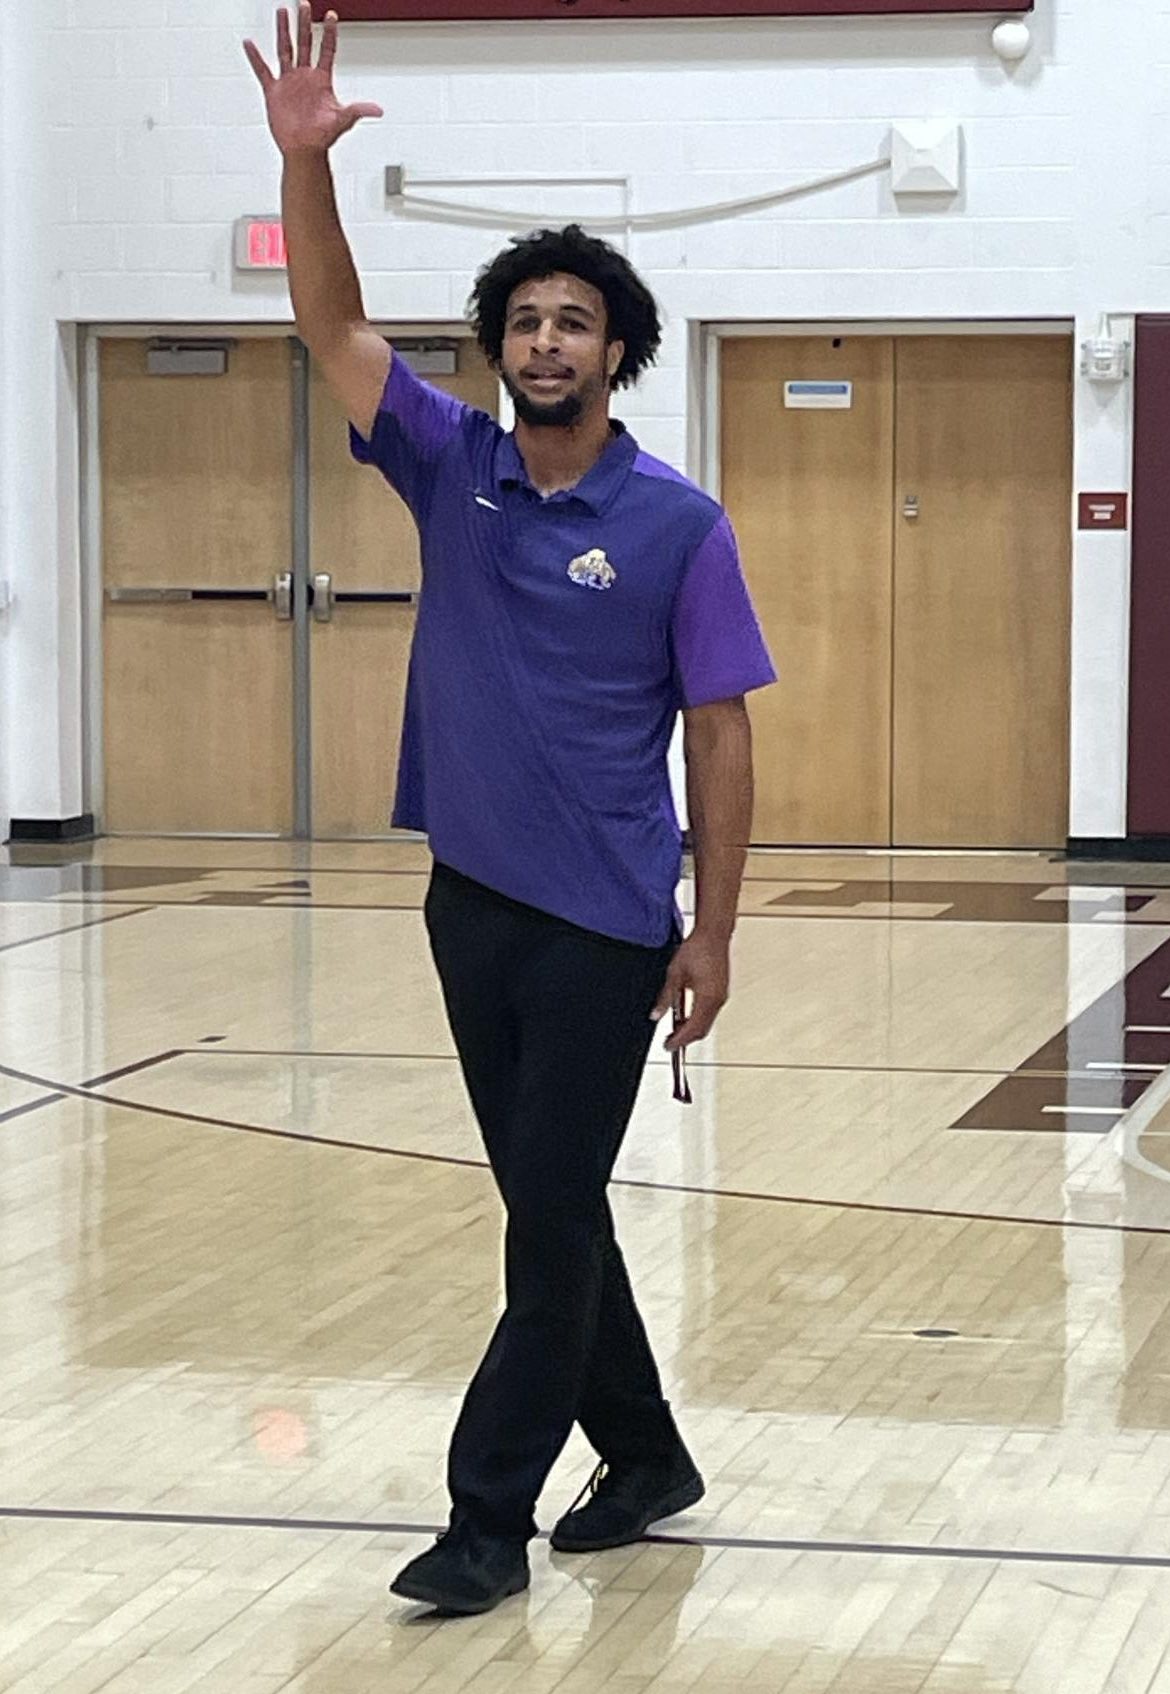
xmin=350 ymin=354 xmax=473 ymax=517
xmin=671 ymin=514 xmax=777 ymax=709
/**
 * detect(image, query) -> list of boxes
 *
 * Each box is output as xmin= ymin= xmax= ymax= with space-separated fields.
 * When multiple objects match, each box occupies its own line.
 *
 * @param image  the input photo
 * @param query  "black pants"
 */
xmin=424 ymin=862 xmax=686 ymax=1542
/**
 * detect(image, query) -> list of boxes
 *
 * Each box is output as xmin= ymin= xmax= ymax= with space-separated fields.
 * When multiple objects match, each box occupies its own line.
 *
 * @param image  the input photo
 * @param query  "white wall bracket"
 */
xmin=889 ymin=121 xmax=963 ymax=197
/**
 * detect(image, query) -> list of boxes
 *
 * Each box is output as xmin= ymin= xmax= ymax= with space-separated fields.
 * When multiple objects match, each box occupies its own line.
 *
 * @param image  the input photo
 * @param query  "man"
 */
xmin=246 ymin=4 xmax=776 ymax=1617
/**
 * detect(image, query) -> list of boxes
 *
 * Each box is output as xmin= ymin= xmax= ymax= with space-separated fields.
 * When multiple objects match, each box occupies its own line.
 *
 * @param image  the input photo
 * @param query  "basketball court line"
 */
xmin=80 ymin=1051 xmax=185 ymax=1089
xmin=0 ymin=1093 xmax=66 ymax=1126
xmin=0 ymin=905 xmax=155 ymax=955
xmin=167 ymin=1045 xmax=1081 ymax=1080
xmin=23 ymin=893 xmax=1170 ymax=924
xmin=2 ymin=1503 xmax=1170 ymax=1574
xmin=5 ymin=860 xmax=1161 ymax=884
xmin=3 ymin=1054 xmax=1170 ymax=1238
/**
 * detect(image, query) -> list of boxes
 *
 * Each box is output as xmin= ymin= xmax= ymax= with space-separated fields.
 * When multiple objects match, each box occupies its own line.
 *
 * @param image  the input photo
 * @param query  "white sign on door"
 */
xmin=784 ymin=380 xmax=853 ymax=410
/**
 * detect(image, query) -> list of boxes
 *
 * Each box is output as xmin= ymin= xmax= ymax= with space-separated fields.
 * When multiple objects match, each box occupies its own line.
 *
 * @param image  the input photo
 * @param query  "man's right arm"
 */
xmin=282 ymin=150 xmax=389 ymax=439
xmin=245 ymin=6 xmax=389 ymax=436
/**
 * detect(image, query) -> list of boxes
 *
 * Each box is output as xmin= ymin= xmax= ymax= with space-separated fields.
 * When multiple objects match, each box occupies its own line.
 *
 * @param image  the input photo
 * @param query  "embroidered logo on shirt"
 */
xmin=567 ymin=550 xmax=616 ymax=592
xmin=474 ymin=492 xmax=501 ymax=512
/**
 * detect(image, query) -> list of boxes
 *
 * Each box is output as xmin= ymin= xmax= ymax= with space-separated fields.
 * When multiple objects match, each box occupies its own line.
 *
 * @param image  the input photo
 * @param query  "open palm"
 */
xmin=244 ymin=4 xmax=383 ymax=155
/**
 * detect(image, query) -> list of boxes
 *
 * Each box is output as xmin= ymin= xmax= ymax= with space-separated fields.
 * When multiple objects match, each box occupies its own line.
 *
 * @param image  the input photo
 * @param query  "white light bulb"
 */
xmin=992 ymin=19 xmax=1032 ymax=63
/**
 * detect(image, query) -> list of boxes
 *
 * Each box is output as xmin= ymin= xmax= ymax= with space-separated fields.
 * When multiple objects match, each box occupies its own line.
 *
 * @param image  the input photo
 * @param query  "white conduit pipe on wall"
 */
xmin=391 ymin=154 xmax=891 ymax=231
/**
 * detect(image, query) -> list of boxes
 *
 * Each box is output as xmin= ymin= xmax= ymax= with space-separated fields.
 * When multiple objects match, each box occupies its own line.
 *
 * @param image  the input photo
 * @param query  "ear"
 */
xmin=607 ymin=339 xmax=626 ymax=384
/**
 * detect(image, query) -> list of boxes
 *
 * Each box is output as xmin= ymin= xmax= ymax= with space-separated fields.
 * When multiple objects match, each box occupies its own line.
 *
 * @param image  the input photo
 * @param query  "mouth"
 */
xmin=523 ymin=370 xmax=573 ymax=391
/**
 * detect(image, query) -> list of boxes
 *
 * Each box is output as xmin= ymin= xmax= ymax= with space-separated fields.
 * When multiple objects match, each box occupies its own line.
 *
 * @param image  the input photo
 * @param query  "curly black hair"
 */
xmin=468 ymin=225 xmax=662 ymax=391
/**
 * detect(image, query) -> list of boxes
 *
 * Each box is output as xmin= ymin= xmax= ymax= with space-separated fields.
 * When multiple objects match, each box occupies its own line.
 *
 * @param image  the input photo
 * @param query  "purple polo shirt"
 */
xmin=352 ymin=356 xmax=775 ymax=947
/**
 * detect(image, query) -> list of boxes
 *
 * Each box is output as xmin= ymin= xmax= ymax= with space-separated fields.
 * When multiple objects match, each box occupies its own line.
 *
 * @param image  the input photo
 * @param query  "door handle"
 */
xmin=107 ymin=586 xmax=272 ymax=604
xmin=332 ymin=589 xmax=419 ymax=607
xmin=312 ymin=572 xmax=334 ymax=624
xmin=272 ymin=572 xmax=293 ymax=621
xmin=902 ymin=495 xmax=920 ymax=521
xmin=107 ymin=586 xmax=194 ymax=604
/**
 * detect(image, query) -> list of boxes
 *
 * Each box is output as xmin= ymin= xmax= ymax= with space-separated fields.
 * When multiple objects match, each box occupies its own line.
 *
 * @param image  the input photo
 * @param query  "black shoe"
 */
xmin=549 ymin=1456 xmax=705 ymax=1554
xmin=390 ymin=1521 xmax=530 ymax=1615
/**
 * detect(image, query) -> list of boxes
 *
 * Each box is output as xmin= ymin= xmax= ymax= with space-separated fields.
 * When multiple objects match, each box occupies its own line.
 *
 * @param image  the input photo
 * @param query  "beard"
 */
xmin=501 ymin=365 xmax=606 ymax=430
xmin=506 ymin=381 xmax=585 ymax=429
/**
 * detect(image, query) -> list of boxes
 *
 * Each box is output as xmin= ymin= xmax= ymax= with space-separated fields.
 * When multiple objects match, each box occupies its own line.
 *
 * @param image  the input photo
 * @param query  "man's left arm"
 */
xmin=653 ymin=696 xmax=754 ymax=1051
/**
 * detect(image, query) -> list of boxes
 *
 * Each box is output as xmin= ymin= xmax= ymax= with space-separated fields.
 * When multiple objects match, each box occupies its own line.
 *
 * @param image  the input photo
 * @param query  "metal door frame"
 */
xmin=80 ymin=321 xmax=480 ymax=839
xmin=291 ymin=340 xmax=312 ymax=839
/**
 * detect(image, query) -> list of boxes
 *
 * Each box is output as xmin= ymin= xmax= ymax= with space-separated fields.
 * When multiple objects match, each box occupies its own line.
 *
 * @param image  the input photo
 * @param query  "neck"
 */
xmin=515 ymin=406 xmax=614 ymax=498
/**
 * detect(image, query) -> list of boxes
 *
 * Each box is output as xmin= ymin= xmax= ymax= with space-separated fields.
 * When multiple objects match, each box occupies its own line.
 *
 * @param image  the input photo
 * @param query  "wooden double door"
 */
xmin=722 ymin=334 xmax=1074 ymax=849
xmin=100 ymin=335 xmax=497 ymax=837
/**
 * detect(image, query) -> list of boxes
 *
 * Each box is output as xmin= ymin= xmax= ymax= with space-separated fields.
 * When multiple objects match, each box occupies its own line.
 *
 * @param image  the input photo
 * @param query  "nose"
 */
xmin=532 ymin=318 xmax=560 ymax=355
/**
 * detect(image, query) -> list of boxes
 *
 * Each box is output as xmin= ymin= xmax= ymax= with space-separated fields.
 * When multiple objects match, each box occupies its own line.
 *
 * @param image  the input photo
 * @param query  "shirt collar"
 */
xmin=495 ymin=422 xmax=637 ymax=515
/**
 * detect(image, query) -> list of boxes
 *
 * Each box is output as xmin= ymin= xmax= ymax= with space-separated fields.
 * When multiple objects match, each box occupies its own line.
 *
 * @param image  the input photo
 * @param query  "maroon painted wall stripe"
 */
xmin=1129 ymin=317 xmax=1170 ymax=836
xmin=316 ymin=1 xmax=1030 ymax=19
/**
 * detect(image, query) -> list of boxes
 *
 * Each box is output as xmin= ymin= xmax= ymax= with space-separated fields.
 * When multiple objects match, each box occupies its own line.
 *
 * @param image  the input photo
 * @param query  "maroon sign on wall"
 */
xmin=314 ymin=1 xmax=1031 ymax=19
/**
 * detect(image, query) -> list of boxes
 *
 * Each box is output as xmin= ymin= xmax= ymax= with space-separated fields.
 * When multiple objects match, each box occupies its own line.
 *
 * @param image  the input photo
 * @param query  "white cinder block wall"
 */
xmin=1 ymin=0 xmax=1164 ymax=838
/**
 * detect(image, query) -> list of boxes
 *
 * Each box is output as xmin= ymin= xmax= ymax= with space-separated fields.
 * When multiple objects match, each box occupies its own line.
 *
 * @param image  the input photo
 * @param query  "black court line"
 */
xmin=0 ymin=906 xmax=155 ymax=955
xmin=6 ymin=860 xmax=1169 ymax=888
xmin=3 ymin=1503 xmax=1170 ymax=1575
xmin=0 ymin=1053 xmax=190 ymax=1125
xmin=0 ymin=1057 xmax=488 ymax=1173
xmin=45 ymin=896 xmax=428 ymax=914
xmin=33 ymin=895 xmax=1170 ymax=926
xmin=2 ymin=1054 xmax=1170 ymax=1239
xmin=172 ymin=1047 xmax=1094 ymax=1084
xmin=7 ymin=863 xmax=1096 ymax=885
xmin=0 ymin=1094 xmax=66 ymax=1126
xmin=80 ymin=1050 xmax=185 ymax=1090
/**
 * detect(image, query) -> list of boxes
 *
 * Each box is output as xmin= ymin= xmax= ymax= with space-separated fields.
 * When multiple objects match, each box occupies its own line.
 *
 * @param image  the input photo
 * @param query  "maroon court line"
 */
xmin=1 ymin=1503 xmax=1167 ymax=1575
xmin=0 ymin=906 xmax=155 ymax=956
xmin=2 ymin=1055 xmax=1169 ymax=1239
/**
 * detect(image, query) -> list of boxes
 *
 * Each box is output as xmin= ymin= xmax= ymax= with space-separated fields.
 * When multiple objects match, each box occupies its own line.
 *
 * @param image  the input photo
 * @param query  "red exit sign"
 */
xmin=314 ymin=1 xmax=1030 ymax=17
xmin=234 ymin=218 xmax=288 ymax=272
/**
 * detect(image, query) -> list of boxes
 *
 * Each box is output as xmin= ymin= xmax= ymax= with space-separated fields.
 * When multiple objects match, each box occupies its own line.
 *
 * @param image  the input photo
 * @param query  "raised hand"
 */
xmin=244 ymin=4 xmax=383 ymax=156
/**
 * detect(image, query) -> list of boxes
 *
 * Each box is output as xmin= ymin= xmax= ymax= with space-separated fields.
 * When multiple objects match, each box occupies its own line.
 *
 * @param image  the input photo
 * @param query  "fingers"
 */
xmin=336 ymin=104 xmax=382 ymax=138
xmin=664 ymin=995 xmax=723 ymax=1053
xmin=319 ymin=10 xmax=339 ymax=78
xmin=298 ymin=0 xmax=314 ymax=68
xmin=277 ymin=7 xmax=293 ymax=71
xmin=243 ymin=39 xmax=275 ymax=90
xmin=336 ymin=103 xmax=385 ymax=139
xmin=652 ymin=960 xmax=684 ymax=1024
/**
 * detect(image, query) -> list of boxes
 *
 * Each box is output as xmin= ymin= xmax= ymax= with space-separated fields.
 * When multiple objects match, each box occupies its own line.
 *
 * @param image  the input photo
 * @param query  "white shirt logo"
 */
xmin=568 ymin=550 xmax=617 ymax=592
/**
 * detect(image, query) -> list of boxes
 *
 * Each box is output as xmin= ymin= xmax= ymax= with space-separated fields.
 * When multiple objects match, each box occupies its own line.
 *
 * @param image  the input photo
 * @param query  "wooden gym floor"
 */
xmin=4 ymin=837 xmax=1170 ymax=1692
